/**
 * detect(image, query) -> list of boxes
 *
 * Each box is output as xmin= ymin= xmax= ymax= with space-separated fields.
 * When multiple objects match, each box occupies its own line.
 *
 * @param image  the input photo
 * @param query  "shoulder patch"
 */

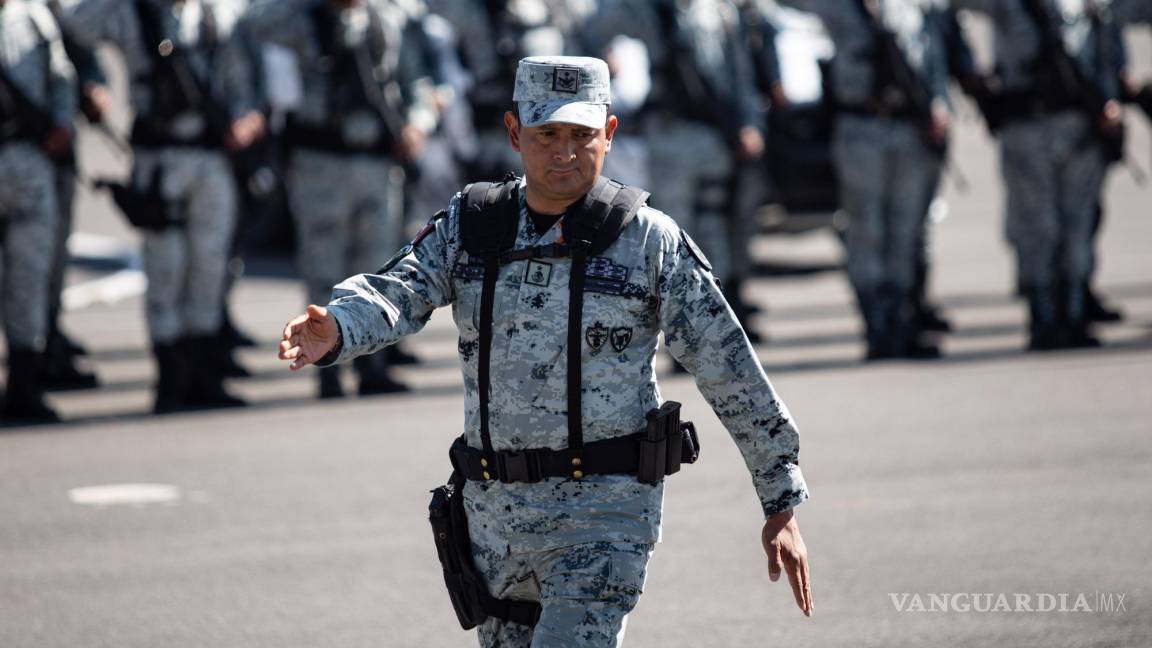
xmin=376 ymin=210 xmax=446 ymax=274
xmin=679 ymin=230 xmax=712 ymax=272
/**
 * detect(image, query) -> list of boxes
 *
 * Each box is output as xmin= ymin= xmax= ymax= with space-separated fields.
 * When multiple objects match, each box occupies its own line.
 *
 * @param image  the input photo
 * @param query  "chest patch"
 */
xmin=452 ymin=256 xmax=486 ymax=281
xmin=585 ymin=256 xmax=631 ymax=295
xmin=524 ymin=260 xmax=553 ymax=287
xmin=610 ymin=327 xmax=633 ymax=352
xmin=585 ymin=322 xmax=609 ymax=351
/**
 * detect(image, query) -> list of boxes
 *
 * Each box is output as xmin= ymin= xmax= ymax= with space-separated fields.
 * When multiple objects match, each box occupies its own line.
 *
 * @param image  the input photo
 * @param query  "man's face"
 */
xmin=504 ymin=112 xmax=618 ymax=212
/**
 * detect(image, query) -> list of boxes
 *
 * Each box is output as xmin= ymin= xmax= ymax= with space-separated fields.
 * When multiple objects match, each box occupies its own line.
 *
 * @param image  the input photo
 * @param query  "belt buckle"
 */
xmin=498 ymin=451 xmax=541 ymax=483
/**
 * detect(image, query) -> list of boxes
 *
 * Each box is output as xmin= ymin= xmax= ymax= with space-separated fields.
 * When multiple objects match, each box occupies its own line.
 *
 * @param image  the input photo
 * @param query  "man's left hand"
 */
xmin=762 ymin=508 xmax=813 ymax=616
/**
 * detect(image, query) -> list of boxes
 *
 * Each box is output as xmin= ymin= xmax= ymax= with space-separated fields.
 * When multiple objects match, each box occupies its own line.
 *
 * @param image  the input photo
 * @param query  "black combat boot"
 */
xmin=1025 ymin=285 xmax=1063 ymax=351
xmin=1085 ymin=285 xmax=1123 ymax=323
xmin=219 ymin=305 xmax=258 ymax=348
xmin=152 ymin=342 xmax=189 ymax=414
xmin=913 ymin=257 xmax=951 ymax=333
xmin=888 ymin=286 xmax=941 ymax=360
xmin=318 ymin=366 xmax=344 ymax=399
xmin=857 ymin=287 xmax=895 ymax=361
xmin=42 ymin=329 xmax=99 ymax=391
xmin=385 ymin=343 xmax=421 ymax=366
xmin=2 ymin=350 xmax=61 ymax=424
xmin=354 ymin=354 xmax=408 ymax=396
xmin=1063 ymin=282 xmax=1101 ymax=349
xmin=183 ymin=335 xmax=247 ymax=409
xmin=215 ymin=334 xmax=253 ymax=378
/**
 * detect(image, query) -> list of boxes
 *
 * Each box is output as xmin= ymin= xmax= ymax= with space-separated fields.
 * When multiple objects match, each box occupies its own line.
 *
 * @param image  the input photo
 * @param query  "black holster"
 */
xmin=428 ymin=472 xmax=541 ymax=630
xmin=639 ymin=401 xmax=699 ymax=485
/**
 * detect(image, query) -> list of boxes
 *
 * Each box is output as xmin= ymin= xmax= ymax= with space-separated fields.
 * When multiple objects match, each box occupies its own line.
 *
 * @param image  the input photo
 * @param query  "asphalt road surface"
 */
xmin=3 ymin=35 xmax=1152 ymax=648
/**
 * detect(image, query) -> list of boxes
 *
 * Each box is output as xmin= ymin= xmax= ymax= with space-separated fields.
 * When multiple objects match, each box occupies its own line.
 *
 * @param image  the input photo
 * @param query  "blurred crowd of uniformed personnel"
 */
xmin=2 ymin=0 xmax=1149 ymax=424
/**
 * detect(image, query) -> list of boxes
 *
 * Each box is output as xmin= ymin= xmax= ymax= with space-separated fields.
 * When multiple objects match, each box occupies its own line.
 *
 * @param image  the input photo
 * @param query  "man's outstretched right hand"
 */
xmin=279 ymin=305 xmax=339 ymax=371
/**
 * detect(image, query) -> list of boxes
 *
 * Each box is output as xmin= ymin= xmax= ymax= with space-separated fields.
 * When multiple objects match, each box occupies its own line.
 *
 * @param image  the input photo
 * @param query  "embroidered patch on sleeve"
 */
xmin=679 ymin=230 xmax=713 ymax=272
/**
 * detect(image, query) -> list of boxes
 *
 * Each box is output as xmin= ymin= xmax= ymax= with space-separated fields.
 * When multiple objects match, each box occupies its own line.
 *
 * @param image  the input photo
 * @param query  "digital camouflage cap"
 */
xmin=512 ymin=56 xmax=612 ymax=129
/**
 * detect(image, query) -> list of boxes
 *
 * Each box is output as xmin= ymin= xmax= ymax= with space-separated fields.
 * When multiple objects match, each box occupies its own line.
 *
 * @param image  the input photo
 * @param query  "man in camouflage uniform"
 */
xmin=279 ymin=56 xmax=813 ymax=646
xmin=40 ymin=0 xmax=106 ymax=392
xmin=954 ymin=0 xmax=1126 ymax=350
xmin=589 ymin=0 xmax=768 ymax=342
xmin=58 ymin=0 xmax=264 ymax=412
xmin=240 ymin=0 xmax=436 ymax=398
xmin=1 ymin=0 xmax=74 ymax=422
xmin=780 ymin=0 xmax=951 ymax=360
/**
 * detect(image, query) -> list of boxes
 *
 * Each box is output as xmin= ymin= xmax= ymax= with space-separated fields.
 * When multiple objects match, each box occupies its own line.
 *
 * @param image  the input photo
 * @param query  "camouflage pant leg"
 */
xmin=49 ymin=163 xmax=77 ymax=321
xmin=1000 ymin=112 xmax=1105 ymax=288
xmin=138 ymin=149 xmax=237 ymax=343
xmin=474 ymin=537 xmax=654 ymax=648
xmin=646 ymin=117 xmax=734 ymax=281
xmin=288 ymin=150 xmax=400 ymax=308
xmin=0 ymin=143 xmax=59 ymax=351
xmin=833 ymin=115 xmax=942 ymax=293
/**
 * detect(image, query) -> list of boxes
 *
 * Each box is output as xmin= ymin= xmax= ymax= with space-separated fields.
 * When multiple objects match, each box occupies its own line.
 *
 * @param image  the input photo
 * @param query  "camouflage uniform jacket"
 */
xmin=57 ymin=0 xmax=254 ymax=123
xmin=952 ymin=0 xmax=1126 ymax=96
xmin=322 ymin=178 xmax=810 ymax=552
xmin=0 ymin=0 xmax=76 ymax=132
xmin=779 ymin=0 xmax=952 ymax=108
xmin=239 ymin=0 xmax=439 ymax=136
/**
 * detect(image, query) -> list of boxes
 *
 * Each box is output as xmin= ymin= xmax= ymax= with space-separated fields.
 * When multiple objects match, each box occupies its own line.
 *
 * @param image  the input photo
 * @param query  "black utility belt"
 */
xmin=992 ymin=91 xmax=1078 ymax=123
xmin=284 ymin=120 xmax=394 ymax=156
xmin=836 ymin=102 xmax=920 ymax=122
xmin=131 ymin=118 xmax=220 ymax=150
xmin=449 ymin=403 xmax=701 ymax=486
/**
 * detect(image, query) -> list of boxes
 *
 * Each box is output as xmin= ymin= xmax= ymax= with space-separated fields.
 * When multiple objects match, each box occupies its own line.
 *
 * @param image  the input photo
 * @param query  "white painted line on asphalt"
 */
xmin=68 ymin=483 xmax=182 ymax=507
xmin=62 ymin=269 xmax=146 ymax=311
xmin=62 ymin=232 xmax=146 ymax=310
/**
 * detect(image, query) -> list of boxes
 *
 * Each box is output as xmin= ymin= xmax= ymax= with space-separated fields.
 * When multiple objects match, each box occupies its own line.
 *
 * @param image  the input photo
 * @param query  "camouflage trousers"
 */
xmin=833 ymin=114 xmax=943 ymax=293
xmin=134 ymin=148 xmax=237 ymax=344
xmin=49 ymin=162 xmax=77 ymax=325
xmin=470 ymin=530 xmax=654 ymax=648
xmin=645 ymin=116 xmax=736 ymax=282
xmin=287 ymin=149 xmax=403 ymax=308
xmin=0 ymin=142 xmax=60 ymax=351
xmin=999 ymin=111 xmax=1107 ymax=289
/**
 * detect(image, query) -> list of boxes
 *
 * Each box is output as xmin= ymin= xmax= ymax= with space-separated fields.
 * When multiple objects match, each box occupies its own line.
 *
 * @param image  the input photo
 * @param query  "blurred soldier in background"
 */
xmin=430 ymin=0 xmax=592 ymax=182
xmin=0 ymin=0 xmax=75 ymax=422
xmin=954 ymin=0 xmax=1126 ymax=351
xmin=40 ymin=0 xmax=105 ymax=392
xmin=240 ymin=0 xmax=436 ymax=398
xmin=781 ymin=0 xmax=951 ymax=361
xmin=589 ymin=0 xmax=768 ymax=342
xmin=58 ymin=0 xmax=265 ymax=412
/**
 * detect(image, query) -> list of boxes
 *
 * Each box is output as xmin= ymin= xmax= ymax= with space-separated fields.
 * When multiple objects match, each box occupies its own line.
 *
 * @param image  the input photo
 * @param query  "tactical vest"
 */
xmin=429 ymin=175 xmax=701 ymax=630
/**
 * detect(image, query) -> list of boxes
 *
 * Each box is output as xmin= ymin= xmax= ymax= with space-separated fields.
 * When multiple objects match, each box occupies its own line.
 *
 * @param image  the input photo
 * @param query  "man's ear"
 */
xmin=604 ymin=114 xmax=619 ymax=153
xmin=504 ymin=111 xmax=522 ymax=152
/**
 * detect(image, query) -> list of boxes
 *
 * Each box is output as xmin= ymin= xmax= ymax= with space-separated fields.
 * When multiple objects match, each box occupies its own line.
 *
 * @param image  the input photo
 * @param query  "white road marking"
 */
xmin=68 ymin=483 xmax=182 ymax=507
xmin=61 ymin=232 xmax=146 ymax=310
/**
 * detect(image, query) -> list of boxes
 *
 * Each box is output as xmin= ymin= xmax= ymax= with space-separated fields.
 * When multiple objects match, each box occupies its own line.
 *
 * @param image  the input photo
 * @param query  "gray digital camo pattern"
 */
xmin=511 ymin=56 xmax=611 ymax=103
xmin=954 ymin=0 xmax=1122 ymax=289
xmin=585 ymin=0 xmax=761 ymax=282
xmin=322 ymin=178 xmax=809 ymax=556
xmin=781 ymin=0 xmax=949 ymax=293
xmin=779 ymin=0 xmax=951 ymax=107
xmin=0 ymin=0 xmax=74 ymax=351
xmin=287 ymin=149 xmax=403 ymax=309
xmin=469 ymin=526 xmax=651 ymax=648
xmin=133 ymin=148 xmax=237 ymax=342
xmin=833 ymin=109 xmax=943 ymax=293
xmin=58 ymin=0 xmax=253 ymax=343
xmin=239 ymin=0 xmax=439 ymax=134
